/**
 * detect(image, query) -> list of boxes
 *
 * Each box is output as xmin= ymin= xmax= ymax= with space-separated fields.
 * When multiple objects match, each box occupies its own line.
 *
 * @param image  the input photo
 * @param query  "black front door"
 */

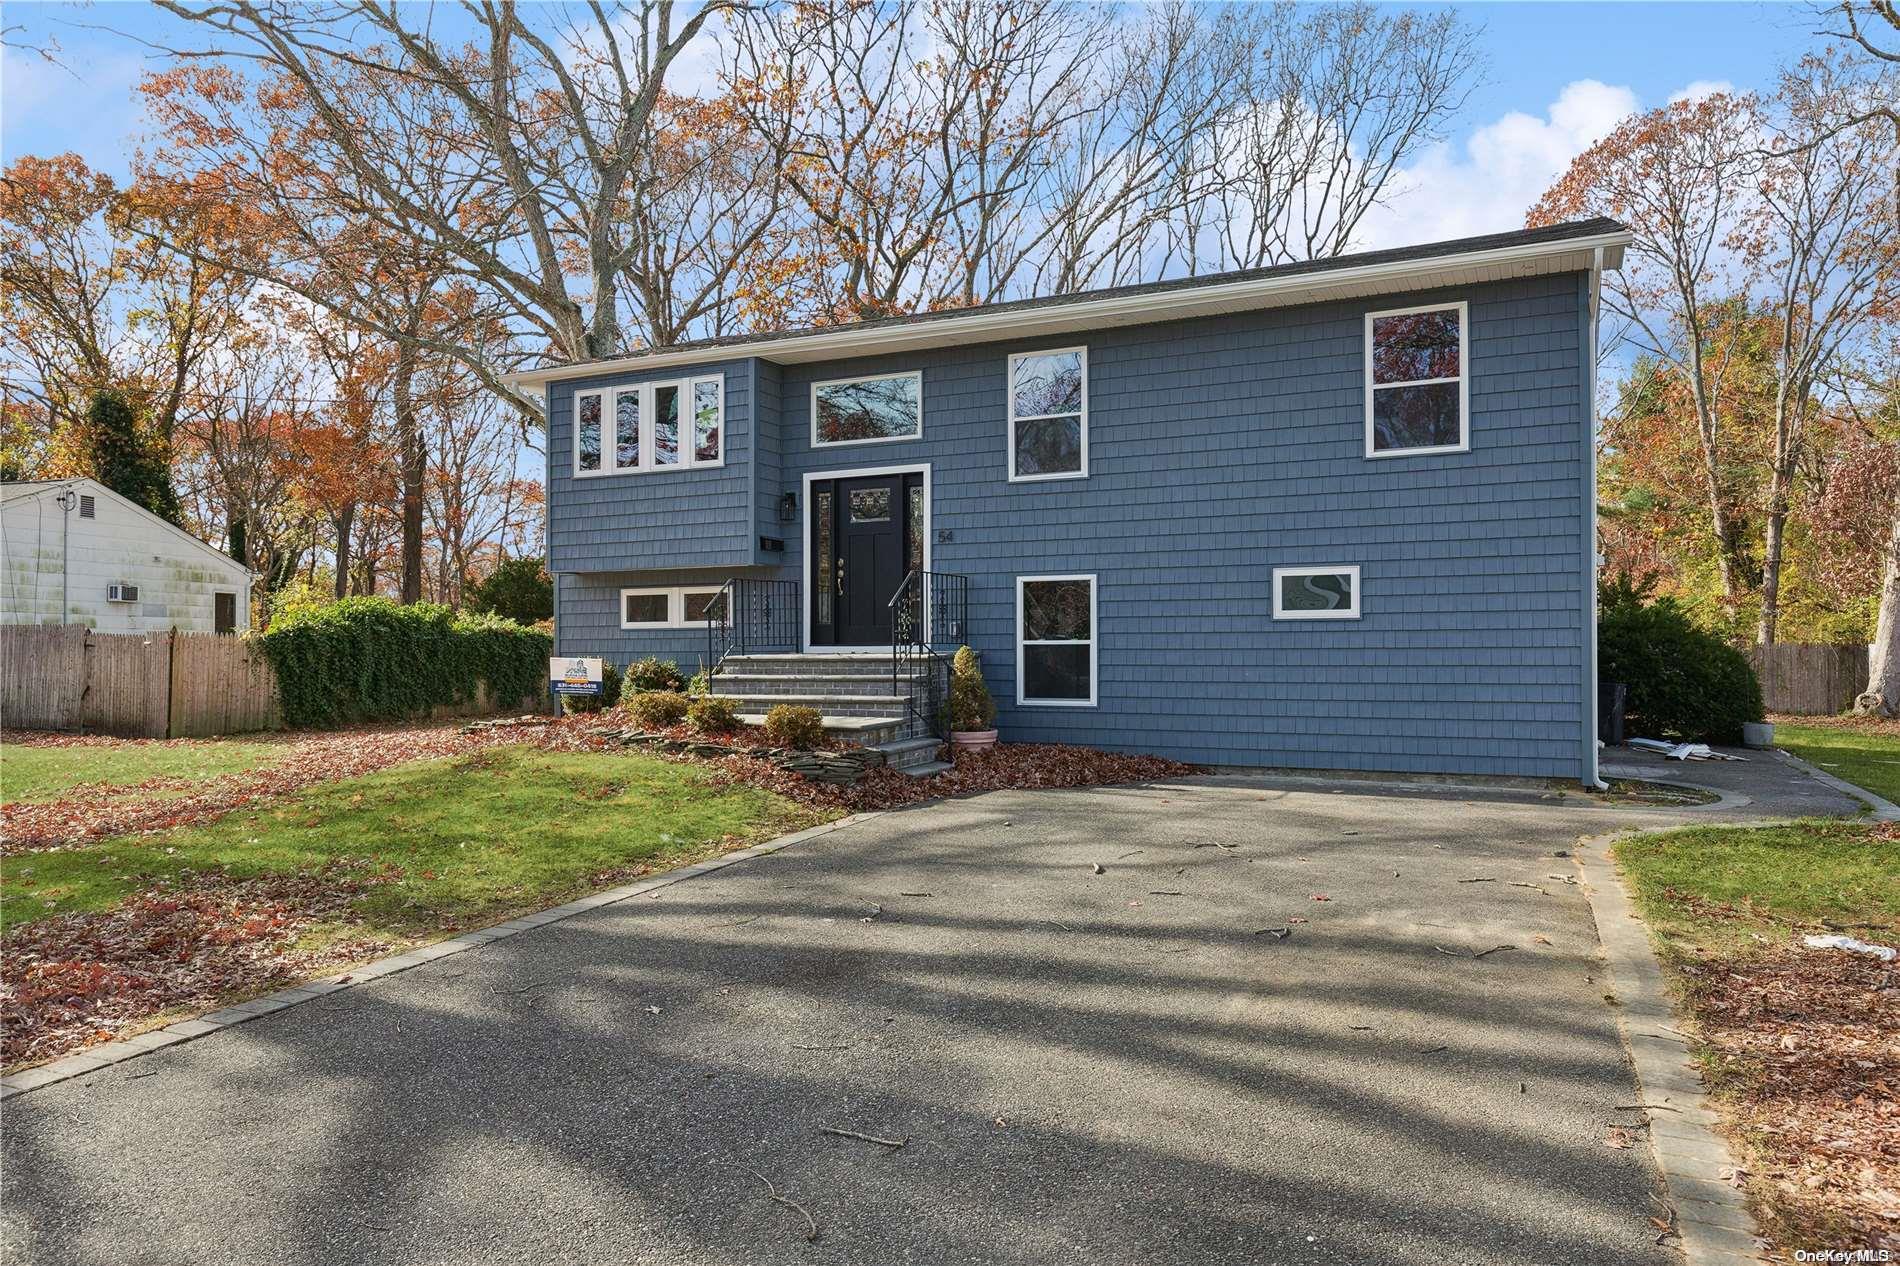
xmin=810 ymin=473 xmax=921 ymax=646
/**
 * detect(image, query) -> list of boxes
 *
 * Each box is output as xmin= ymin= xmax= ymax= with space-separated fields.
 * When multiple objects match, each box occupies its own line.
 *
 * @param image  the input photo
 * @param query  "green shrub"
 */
xmin=762 ymin=704 xmax=824 ymax=749
xmin=686 ymin=669 xmax=711 ymax=697
xmin=624 ymin=656 xmax=686 ymax=695
xmin=257 ymin=597 xmax=550 ymax=728
xmin=687 ymin=694 xmax=741 ymax=735
xmin=466 ymin=557 xmax=553 ymax=624
xmin=948 ymin=645 xmax=996 ymax=732
xmin=562 ymin=661 xmax=623 ymax=715
xmin=1598 ymin=573 xmax=1764 ymax=743
xmin=627 ymin=689 xmax=690 ymax=728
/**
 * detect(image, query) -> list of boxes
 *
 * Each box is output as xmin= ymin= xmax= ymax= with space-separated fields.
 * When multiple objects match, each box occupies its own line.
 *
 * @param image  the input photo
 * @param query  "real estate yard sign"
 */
xmin=550 ymin=656 xmax=603 ymax=697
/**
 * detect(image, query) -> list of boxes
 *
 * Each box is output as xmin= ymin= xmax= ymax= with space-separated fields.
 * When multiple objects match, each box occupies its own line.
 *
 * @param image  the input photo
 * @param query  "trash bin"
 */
xmin=1598 ymin=681 xmax=1628 ymax=745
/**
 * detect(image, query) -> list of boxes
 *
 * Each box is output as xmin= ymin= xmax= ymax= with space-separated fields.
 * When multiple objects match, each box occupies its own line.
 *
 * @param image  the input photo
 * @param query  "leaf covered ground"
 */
xmin=2 ymin=713 xmax=1196 ymax=1069
xmin=1617 ymin=819 xmax=1900 ymax=1260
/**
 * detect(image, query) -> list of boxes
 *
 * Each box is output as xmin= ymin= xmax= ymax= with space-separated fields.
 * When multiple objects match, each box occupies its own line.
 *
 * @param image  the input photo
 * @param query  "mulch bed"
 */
xmin=1673 ymin=940 xmax=1900 ymax=1256
xmin=2 ymin=864 xmax=396 ymax=1066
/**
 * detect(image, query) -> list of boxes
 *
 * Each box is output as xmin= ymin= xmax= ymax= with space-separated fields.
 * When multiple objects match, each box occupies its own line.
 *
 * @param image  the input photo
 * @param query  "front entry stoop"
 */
xmin=714 ymin=652 xmax=949 ymax=776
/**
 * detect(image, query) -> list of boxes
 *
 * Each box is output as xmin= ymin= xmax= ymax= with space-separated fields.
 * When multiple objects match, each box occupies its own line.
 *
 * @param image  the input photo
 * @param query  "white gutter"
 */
xmin=504 ymin=230 xmax=1633 ymax=388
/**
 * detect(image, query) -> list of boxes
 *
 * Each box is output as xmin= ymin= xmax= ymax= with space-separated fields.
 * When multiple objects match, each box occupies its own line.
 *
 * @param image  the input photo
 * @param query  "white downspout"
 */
xmin=1586 ymin=247 xmax=1608 ymax=790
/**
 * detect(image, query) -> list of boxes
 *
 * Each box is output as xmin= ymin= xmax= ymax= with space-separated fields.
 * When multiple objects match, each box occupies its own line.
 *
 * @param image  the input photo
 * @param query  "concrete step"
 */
xmin=732 ymin=713 xmax=906 ymax=747
xmin=869 ymin=735 xmax=945 ymax=772
xmin=720 ymin=653 xmax=894 ymax=677
xmin=897 ymin=760 xmax=954 ymax=778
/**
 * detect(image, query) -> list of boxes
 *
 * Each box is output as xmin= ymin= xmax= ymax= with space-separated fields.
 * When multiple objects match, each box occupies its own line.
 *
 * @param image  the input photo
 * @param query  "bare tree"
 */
xmin=1749 ymin=53 xmax=1900 ymax=645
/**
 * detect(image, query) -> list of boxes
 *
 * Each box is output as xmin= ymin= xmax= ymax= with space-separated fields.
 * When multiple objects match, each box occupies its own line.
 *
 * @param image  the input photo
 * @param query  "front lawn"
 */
xmin=1616 ymin=820 xmax=1900 ymax=1258
xmin=1771 ymin=713 xmax=1900 ymax=803
xmin=1 ymin=735 xmax=291 ymax=804
xmin=2 ymin=745 xmax=826 ymax=1065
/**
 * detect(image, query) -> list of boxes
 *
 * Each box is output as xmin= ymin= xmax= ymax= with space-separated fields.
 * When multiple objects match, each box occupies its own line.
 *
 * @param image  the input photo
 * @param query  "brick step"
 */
xmin=718 ymin=653 xmax=901 ymax=679
xmin=732 ymin=713 xmax=906 ymax=747
xmin=710 ymin=692 xmax=908 ymax=718
xmin=868 ymin=736 xmax=946 ymax=772
xmin=714 ymin=672 xmax=931 ymax=698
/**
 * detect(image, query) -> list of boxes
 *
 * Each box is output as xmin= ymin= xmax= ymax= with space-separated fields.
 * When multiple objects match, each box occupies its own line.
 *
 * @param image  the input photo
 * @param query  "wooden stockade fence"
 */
xmin=2 ymin=625 xmax=281 ymax=739
xmin=1748 ymin=642 xmax=1872 ymax=716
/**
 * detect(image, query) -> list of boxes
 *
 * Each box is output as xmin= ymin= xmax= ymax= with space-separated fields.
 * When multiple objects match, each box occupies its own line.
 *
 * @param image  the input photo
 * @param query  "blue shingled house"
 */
xmin=509 ymin=218 xmax=1630 ymax=783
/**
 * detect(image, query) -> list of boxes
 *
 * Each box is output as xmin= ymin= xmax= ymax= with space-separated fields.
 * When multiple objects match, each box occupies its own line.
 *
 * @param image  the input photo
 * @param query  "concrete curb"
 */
xmin=1596 ymin=766 xmax=1753 ymax=814
xmin=1773 ymin=748 xmax=1900 ymax=819
xmin=0 ymin=812 xmax=883 ymax=1102
xmin=1573 ymin=830 xmax=1768 ymax=1266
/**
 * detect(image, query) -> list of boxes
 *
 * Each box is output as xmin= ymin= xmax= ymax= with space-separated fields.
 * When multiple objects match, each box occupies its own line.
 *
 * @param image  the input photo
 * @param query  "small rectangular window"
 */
xmin=1365 ymin=302 xmax=1467 ymax=457
xmin=1017 ymin=574 xmax=1096 ymax=706
xmin=812 ymin=371 xmax=922 ymax=446
xmin=1272 ymin=566 xmax=1361 ymax=620
xmin=681 ymin=589 xmax=727 ymax=624
xmin=1008 ymin=348 xmax=1087 ymax=481
xmin=621 ymin=589 xmax=673 ymax=628
xmin=577 ymin=391 xmax=603 ymax=472
xmin=849 ymin=488 xmax=891 ymax=523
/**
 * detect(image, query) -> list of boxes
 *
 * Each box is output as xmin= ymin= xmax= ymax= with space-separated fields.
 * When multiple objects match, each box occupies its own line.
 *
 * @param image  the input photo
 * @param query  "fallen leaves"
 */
xmin=1 ymin=864 xmax=393 ymax=1065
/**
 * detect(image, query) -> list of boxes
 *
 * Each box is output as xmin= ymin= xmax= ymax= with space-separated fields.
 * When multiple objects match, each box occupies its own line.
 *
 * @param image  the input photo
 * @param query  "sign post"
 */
xmin=550 ymin=656 xmax=604 ymax=703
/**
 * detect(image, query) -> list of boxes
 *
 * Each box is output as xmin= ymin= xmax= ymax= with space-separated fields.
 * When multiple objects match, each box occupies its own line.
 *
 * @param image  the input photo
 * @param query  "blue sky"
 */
xmin=2 ymin=1 xmax=1814 ymax=249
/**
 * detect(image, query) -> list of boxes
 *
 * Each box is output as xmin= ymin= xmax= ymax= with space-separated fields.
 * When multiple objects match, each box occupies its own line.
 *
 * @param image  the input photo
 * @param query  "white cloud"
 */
xmin=1669 ymin=79 xmax=1736 ymax=105
xmin=1355 ymin=78 xmax=1639 ymax=249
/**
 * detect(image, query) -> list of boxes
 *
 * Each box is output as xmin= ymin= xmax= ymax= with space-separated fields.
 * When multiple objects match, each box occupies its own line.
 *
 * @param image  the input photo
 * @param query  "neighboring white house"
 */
xmin=0 ymin=479 xmax=252 ymax=634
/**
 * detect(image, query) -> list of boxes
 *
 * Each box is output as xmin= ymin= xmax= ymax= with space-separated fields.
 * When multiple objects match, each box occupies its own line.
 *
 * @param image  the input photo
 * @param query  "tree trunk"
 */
xmin=1757 ymin=497 xmax=1788 ymax=647
xmin=1856 ymin=489 xmax=1900 ymax=717
xmin=333 ymin=503 xmax=355 ymax=600
xmin=393 ymin=345 xmax=425 ymax=605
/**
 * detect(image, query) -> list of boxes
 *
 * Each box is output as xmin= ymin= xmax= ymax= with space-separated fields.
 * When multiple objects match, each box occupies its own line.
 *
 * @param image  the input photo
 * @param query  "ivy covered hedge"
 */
xmin=256 ymin=597 xmax=551 ymax=728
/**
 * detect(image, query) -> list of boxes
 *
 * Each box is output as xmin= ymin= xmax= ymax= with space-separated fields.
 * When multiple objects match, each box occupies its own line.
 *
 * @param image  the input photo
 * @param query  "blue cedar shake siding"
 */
xmin=546 ymin=271 xmax=1593 ymax=779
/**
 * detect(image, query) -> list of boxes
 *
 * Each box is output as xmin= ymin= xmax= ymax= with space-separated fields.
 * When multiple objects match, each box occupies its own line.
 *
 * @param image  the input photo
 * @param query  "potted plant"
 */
xmin=948 ymin=645 xmax=998 ymax=751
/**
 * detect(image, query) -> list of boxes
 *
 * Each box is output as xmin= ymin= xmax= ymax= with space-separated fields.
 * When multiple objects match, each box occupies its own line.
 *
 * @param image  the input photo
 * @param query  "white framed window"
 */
xmin=1364 ymin=301 xmax=1467 ymax=458
xmin=577 ymin=375 xmax=724 ymax=477
xmin=1272 ymin=565 xmax=1361 ymax=620
xmin=620 ymin=585 xmax=730 ymax=629
xmin=1007 ymin=347 xmax=1087 ymax=481
xmin=1017 ymin=574 xmax=1096 ymax=706
xmin=620 ymin=587 xmax=675 ymax=629
xmin=812 ymin=370 xmax=922 ymax=447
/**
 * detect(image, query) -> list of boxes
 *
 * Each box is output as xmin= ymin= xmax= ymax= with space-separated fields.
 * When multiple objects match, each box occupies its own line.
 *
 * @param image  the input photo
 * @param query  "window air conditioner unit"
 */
xmin=106 ymin=583 xmax=139 ymax=603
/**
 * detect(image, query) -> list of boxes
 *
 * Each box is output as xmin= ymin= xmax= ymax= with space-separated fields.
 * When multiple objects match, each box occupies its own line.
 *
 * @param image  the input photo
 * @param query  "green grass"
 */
xmin=1773 ymin=721 xmax=1900 ymax=804
xmin=1616 ymin=819 xmax=1900 ymax=954
xmin=1 ymin=737 xmax=290 ymax=805
xmin=1 ymin=745 xmax=824 ymax=936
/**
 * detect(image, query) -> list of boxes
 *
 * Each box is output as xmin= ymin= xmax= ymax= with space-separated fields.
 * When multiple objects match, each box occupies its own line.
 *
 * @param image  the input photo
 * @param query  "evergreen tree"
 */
xmin=84 ymin=390 xmax=181 ymax=524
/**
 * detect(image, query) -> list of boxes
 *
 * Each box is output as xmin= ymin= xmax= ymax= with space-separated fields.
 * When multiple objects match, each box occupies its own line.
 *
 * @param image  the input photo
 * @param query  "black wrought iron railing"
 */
xmin=706 ymin=578 xmax=800 ymax=669
xmin=888 ymin=569 xmax=971 ymax=740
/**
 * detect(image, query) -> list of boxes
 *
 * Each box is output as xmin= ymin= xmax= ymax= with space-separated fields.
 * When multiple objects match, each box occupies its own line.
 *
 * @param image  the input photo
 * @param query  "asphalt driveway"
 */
xmin=2 ymin=771 xmax=1846 ymax=1265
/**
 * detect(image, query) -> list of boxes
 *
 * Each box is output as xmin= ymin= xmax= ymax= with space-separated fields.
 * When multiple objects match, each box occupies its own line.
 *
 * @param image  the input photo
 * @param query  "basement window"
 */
xmin=1017 ymin=574 xmax=1096 ymax=706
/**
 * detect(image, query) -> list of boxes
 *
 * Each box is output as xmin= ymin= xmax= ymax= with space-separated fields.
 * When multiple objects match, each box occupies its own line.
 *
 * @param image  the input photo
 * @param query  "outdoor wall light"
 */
xmin=779 ymin=491 xmax=798 ymax=522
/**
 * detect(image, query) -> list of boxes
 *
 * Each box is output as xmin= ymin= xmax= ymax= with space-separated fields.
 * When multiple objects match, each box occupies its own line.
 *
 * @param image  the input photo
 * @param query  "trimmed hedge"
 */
xmin=1599 ymin=574 xmax=1764 ymax=744
xmin=688 ymin=694 xmax=742 ymax=734
xmin=627 ymin=690 xmax=690 ymax=728
xmin=257 ymin=597 xmax=551 ymax=729
xmin=762 ymin=704 xmax=824 ymax=749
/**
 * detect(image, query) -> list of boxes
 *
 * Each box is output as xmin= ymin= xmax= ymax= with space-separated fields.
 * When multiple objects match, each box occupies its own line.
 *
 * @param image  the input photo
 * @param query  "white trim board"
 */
xmin=799 ymin=462 xmax=931 ymax=653
xmin=504 ymin=229 xmax=1631 ymax=388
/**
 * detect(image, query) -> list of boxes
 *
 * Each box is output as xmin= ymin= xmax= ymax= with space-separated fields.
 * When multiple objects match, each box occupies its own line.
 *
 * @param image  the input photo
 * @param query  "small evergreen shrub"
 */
xmin=1598 ymin=573 xmax=1764 ymax=743
xmin=258 ymin=597 xmax=550 ymax=728
xmin=687 ymin=694 xmax=741 ymax=734
xmin=466 ymin=557 xmax=553 ymax=624
xmin=626 ymin=689 xmax=689 ymax=728
xmin=948 ymin=646 xmax=996 ymax=732
xmin=562 ymin=660 xmax=623 ymax=715
xmin=624 ymin=656 xmax=686 ymax=695
xmin=686 ymin=669 xmax=711 ymax=697
xmin=762 ymin=704 xmax=824 ymax=749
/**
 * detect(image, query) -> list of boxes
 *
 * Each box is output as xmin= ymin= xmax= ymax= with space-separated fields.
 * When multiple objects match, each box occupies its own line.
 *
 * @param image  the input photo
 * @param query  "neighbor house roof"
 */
xmin=0 ymin=477 xmax=253 ymax=577
xmin=503 ymin=217 xmax=1630 ymax=389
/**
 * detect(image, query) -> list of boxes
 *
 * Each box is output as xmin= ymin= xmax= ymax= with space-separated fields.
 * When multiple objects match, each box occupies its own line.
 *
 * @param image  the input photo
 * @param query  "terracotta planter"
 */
xmin=951 ymin=728 xmax=998 ymax=752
